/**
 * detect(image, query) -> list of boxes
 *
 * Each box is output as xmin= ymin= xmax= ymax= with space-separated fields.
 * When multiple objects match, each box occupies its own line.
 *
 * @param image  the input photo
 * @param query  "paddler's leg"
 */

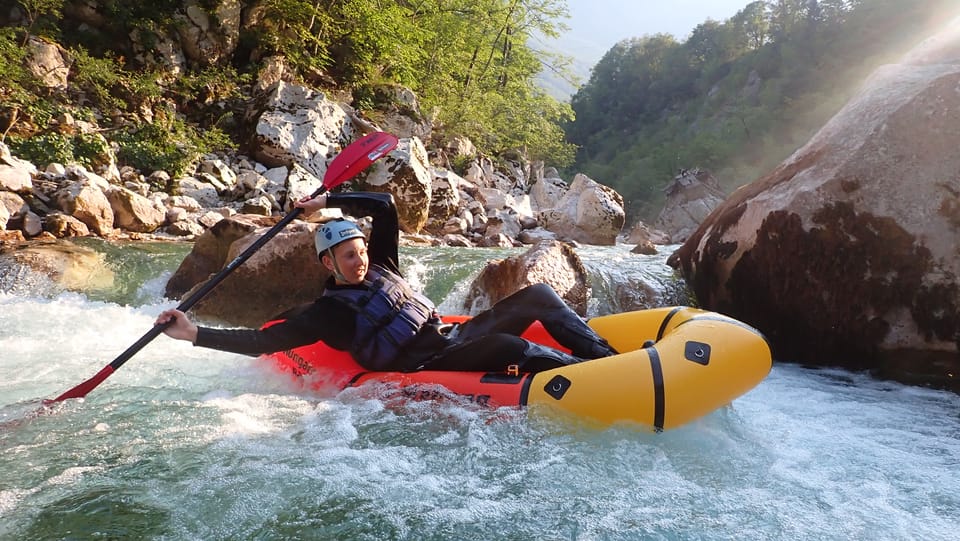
xmin=456 ymin=283 xmax=618 ymax=359
xmin=414 ymin=334 xmax=526 ymax=371
xmin=414 ymin=333 xmax=580 ymax=372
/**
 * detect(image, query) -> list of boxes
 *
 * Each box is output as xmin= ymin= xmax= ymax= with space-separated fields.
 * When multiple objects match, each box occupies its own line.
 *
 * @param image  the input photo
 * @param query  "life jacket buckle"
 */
xmin=436 ymin=322 xmax=460 ymax=340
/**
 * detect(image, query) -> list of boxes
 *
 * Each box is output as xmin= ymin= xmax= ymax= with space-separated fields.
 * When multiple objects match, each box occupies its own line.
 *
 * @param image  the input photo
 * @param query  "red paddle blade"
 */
xmin=324 ymin=131 xmax=399 ymax=189
xmin=46 ymin=365 xmax=116 ymax=403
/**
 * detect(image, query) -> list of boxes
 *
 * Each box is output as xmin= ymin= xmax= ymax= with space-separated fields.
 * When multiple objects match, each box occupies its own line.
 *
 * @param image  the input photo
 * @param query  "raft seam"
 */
xmin=681 ymin=315 xmax=767 ymax=339
xmin=519 ymin=373 xmax=534 ymax=406
xmin=657 ymin=307 xmax=684 ymax=341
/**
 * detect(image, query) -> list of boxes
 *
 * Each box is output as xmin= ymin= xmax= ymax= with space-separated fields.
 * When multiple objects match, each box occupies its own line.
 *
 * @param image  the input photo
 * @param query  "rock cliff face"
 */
xmin=669 ymin=22 xmax=960 ymax=391
xmin=654 ymin=168 xmax=726 ymax=244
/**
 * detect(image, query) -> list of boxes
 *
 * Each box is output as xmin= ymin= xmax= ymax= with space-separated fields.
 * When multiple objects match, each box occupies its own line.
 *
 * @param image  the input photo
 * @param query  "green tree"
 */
xmin=768 ymin=0 xmax=809 ymax=42
xmin=409 ymin=0 xmax=575 ymax=164
xmin=239 ymin=0 xmax=574 ymax=163
xmin=735 ymin=1 xmax=771 ymax=49
xmin=0 ymin=28 xmax=32 ymax=140
xmin=2 ymin=0 xmax=578 ymax=172
xmin=13 ymin=0 xmax=63 ymax=41
xmin=566 ymin=0 xmax=952 ymax=222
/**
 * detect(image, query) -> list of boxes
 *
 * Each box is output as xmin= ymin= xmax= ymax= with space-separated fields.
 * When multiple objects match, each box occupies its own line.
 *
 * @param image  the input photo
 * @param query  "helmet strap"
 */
xmin=326 ymin=247 xmax=348 ymax=283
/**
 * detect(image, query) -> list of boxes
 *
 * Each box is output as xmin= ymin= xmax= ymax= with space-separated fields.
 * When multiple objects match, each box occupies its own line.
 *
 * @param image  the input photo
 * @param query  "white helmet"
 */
xmin=315 ymin=219 xmax=365 ymax=257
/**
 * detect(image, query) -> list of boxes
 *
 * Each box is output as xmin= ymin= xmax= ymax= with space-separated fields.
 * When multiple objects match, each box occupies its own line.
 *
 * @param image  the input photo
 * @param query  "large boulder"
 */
xmin=53 ymin=182 xmax=114 ymax=236
xmin=654 ymin=168 xmax=726 ymax=243
xmin=106 ymin=186 xmax=166 ymax=233
xmin=529 ymin=173 xmax=567 ymax=212
xmin=0 ymin=192 xmax=27 ymax=226
xmin=251 ymin=80 xmax=354 ymax=179
xmin=0 ymin=142 xmax=36 ymax=193
xmin=374 ymin=85 xmax=432 ymax=141
xmin=165 ymin=215 xmax=331 ymax=327
xmin=462 ymin=240 xmax=591 ymax=316
xmin=668 ymin=23 xmax=960 ymax=391
xmin=43 ymin=213 xmax=91 ymax=238
xmin=2 ymin=190 xmax=43 ymax=237
xmin=537 ymin=173 xmax=625 ymax=245
xmin=174 ymin=0 xmax=242 ymax=67
xmin=165 ymin=214 xmax=277 ymax=299
xmin=363 ymin=137 xmax=432 ymax=233
xmin=25 ymin=36 xmax=69 ymax=90
xmin=424 ymin=168 xmax=463 ymax=233
xmin=0 ymin=241 xmax=115 ymax=296
xmin=176 ymin=177 xmax=221 ymax=208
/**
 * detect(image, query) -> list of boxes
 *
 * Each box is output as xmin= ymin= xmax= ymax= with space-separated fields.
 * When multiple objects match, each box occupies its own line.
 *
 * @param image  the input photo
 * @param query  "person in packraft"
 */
xmin=156 ymin=191 xmax=618 ymax=372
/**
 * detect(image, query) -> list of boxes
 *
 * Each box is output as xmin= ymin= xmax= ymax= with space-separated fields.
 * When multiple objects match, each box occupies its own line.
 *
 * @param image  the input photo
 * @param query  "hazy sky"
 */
xmin=556 ymin=0 xmax=750 ymax=63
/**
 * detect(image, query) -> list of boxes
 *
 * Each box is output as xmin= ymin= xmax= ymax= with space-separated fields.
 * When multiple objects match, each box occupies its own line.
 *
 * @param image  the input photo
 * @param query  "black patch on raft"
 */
xmin=480 ymin=372 xmax=525 ymax=384
xmin=684 ymin=341 xmax=711 ymax=365
xmin=543 ymin=375 xmax=571 ymax=400
xmin=648 ymin=348 xmax=665 ymax=432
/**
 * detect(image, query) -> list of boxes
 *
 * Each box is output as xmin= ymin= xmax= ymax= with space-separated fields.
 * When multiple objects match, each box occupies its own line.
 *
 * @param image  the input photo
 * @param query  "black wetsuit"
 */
xmin=195 ymin=192 xmax=615 ymax=372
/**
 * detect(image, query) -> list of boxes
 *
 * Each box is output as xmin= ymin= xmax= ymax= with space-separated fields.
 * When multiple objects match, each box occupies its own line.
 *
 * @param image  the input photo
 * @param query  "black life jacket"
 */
xmin=322 ymin=265 xmax=436 ymax=369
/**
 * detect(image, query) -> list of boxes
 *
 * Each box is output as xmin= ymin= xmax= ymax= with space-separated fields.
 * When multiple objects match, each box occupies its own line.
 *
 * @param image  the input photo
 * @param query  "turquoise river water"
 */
xmin=1 ymin=240 xmax=958 ymax=540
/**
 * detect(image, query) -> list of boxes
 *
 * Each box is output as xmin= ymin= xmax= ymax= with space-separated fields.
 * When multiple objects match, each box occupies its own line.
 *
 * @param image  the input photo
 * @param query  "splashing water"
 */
xmin=1 ymin=240 xmax=958 ymax=540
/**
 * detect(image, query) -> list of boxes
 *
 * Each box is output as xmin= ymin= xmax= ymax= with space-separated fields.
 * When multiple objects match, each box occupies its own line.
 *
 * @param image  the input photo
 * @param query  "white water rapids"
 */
xmin=1 ymin=242 xmax=958 ymax=540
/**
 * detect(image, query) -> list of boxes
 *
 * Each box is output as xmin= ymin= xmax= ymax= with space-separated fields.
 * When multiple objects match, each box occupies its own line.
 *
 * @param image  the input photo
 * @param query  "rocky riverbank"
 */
xmin=0 ymin=73 xmax=636 ymax=250
xmin=1 ymin=71 xmax=732 ymax=257
xmin=0 ymin=135 xmax=645 ymax=250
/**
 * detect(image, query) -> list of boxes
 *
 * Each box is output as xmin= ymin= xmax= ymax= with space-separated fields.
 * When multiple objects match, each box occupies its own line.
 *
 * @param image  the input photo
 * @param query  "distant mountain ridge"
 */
xmin=534 ymin=32 xmax=603 ymax=100
xmin=536 ymin=0 xmax=749 ymax=100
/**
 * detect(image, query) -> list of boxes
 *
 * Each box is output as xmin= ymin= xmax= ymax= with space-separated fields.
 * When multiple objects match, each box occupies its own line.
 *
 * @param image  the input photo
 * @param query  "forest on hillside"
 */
xmin=566 ymin=0 xmax=957 ymax=221
xmin=3 ymin=0 xmax=957 ymax=226
xmin=0 ymin=0 xmax=577 ymax=180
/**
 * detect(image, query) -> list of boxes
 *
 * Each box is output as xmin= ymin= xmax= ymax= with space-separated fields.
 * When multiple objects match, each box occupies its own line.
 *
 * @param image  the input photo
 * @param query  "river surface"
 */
xmin=1 ymin=239 xmax=958 ymax=540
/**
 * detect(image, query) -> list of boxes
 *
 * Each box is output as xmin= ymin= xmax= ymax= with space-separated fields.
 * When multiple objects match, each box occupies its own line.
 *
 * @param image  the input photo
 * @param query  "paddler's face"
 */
xmin=324 ymin=237 xmax=368 ymax=284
